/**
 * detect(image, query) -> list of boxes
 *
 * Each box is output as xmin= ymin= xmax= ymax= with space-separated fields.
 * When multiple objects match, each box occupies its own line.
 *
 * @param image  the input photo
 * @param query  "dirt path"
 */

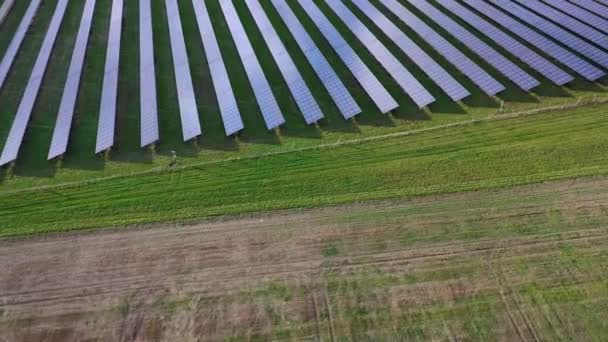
xmin=1 ymin=176 xmax=608 ymax=341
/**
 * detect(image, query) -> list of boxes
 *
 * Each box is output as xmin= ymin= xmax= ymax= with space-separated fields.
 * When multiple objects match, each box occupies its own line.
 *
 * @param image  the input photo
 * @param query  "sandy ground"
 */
xmin=1 ymin=176 xmax=607 ymax=341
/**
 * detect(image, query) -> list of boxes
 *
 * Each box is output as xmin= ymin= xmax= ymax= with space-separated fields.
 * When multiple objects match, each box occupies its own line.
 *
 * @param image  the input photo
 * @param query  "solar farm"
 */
xmin=1 ymin=0 xmax=608 ymax=340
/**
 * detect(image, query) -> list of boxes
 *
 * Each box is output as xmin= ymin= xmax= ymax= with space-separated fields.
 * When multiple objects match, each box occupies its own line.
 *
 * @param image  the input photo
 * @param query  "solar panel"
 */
xmin=0 ymin=0 xmax=42 ymax=92
xmin=48 ymin=0 xmax=96 ymax=160
xmin=298 ymin=0 xmax=397 ymax=113
xmin=495 ymin=0 xmax=608 ymax=70
xmin=271 ymin=0 xmax=361 ymax=119
xmin=408 ymin=0 xmax=539 ymax=91
xmin=324 ymin=0 xmax=434 ymax=108
xmin=352 ymin=0 xmax=469 ymax=101
xmin=165 ymin=0 xmax=202 ymax=141
xmin=95 ymin=0 xmax=123 ymax=153
xmin=219 ymin=0 xmax=285 ymax=130
xmin=377 ymin=0 xmax=504 ymax=96
xmin=0 ymin=0 xmax=15 ymax=26
xmin=0 ymin=0 xmax=69 ymax=166
xmin=570 ymin=0 xmax=608 ymax=20
xmin=436 ymin=0 xmax=573 ymax=86
xmin=465 ymin=0 xmax=603 ymax=82
xmin=139 ymin=0 xmax=158 ymax=148
xmin=192 ymin=0 xmax=244 ymax=135
xmin=515 ymin=0 xmax=608 ymax=50
xmin=245 ymin=0 xmax=323 ymax=125
xmin=544 ymin=0 xmax=608 ymax=34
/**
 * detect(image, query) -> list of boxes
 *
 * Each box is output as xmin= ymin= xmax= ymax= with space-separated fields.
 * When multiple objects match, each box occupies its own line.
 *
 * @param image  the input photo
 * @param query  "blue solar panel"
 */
xmin=544 ymin=0 xmax=608 ymax=34
xmin=516 ymin=0 xmax=608 ymax=50
xmin=465 ymin=0 xmax=603 ymax=81
xmin=0 ymin=0 xmax=15 ymax=26
xmin=220 ymin=0 xmax=285 ymax=130
xmin=378 ymin=0 xmax=504 ymax=96
xmin=0 ymin=0 xmax=42 ymax=92
xmin=570 ymin=0 xmax=608 ymax=20
xmin=409 ymin=0 xmax=539 ymax=91
xmin=166 ymin=0 xmax=202 ymax=142
xmin=353 ymin=0 xmax=469 ymax=101
xmin=48 ymin=0 xmax=96 ymax=160
xmin=96 ymin=0 xmax=123 ymax=153
xmin=298 ymin=0 xmax=397 ymax=113
xmin=325 ymin=0 xmax=435 ymax=108
xmin=271 ymin=0 xmax=361 ymax=119
xmin=140 ymin=0 xmax=159 ymax=148
xmin=0 ymin=0 xmax=69 ymax=166
xmin=246 ymin=0 xmax=323 ymax=125
xmin=495 ymin=0 xmax=608 ymax=70
xmin=436 ymin=0 xmax=573 ymax=86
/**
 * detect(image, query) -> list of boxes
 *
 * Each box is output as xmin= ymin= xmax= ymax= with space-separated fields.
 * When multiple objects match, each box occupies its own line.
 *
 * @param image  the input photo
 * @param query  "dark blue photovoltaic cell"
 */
xmin=544 ymin=0 xmax=608 ymax=33
xmin=516 ymin=0 xmax=608 ymax=50
xmin=246 ymin=0 xmax=323 ymax=124
xmin=436 ymin=0 xmax=573 ymax=85
xmin=271 ymin=0 xmax=361 ymax=119
xmin=495 ymin=0 xmax=608 ymax=69
xmin=48 ymin=0 xmax=96 ymax=160
xmin=409 ymin=0 xmax=539 ymax=91
xmin=324 ymin=0 xmax=434 ymax=108
xmin=466 ymin=0 xmax=603 ymax=81
xmin=0 ymin=0 xmax=15 ymax=26
xmin=378 ymin=0 xmax=504 ymax=96
xmin=0 ymin=0 xmax=68 ymax=166
xmin=353 ymin=0 xmax=469 ymax=101
xmin=298 ymin=0 xmax=398 ymax=113
xmin=570 ymin=0 xmax=608 ymax=20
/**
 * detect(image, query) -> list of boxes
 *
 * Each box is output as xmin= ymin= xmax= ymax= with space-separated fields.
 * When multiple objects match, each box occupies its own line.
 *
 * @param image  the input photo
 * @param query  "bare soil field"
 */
xmin=1 ymin=176 xmax=608 ymax=341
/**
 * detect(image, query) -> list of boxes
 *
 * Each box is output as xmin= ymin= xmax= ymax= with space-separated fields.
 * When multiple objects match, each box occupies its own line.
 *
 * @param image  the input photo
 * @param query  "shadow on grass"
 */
xmin=497 ymin=86 xmax=539 ymax=103
xmin=533 ymin=81 xmax=573 ymax=98
xmin=110 ymin=148 xmax=155 ymax=165
xmin=428 ymin=98 xmax=467 ymax=114
xmin=567 ymin=78 xmax=607 ymax=93
xmin=392 ymin=108 xmax=432 ymax=121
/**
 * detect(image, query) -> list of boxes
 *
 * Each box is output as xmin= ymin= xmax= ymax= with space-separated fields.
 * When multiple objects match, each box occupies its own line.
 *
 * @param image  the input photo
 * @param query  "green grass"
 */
xmin=0 ymin=104 xmax=606 ymax=237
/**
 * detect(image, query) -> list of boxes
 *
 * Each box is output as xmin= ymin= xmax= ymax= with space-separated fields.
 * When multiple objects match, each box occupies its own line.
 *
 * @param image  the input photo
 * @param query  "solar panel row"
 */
xmin=408 ymin=0 xmax=540 ymax=91
xmin=48 ymin=0 xmax=96 ymax=160
xmin=326 ymin=0 xmax=435 ymax=108
xmin=95 ymin=0 xmax=123 ymax=153
xmin=0 ymin=0 xmax=69 ymax=166
xmin=516 ymin=0 xmax=608 ymax=50
xmin=220 ymin=0 xmax=285 ymax=130
xmin=465 ymin=0 xmax=603 ymax=81
xmin=570 ymin=0 xmax=608 ymax=20
xmin=246 ymin=0 xmax=324 ymax=125
xmin=544 ymin=0 xmax=608 ymax=34
xmin=166 ymin=0 xmax=202 ymax=141
xmin=191 ymin=0 xmax=244 ymax=136
xmin=0 ymin=0 xmax=15 ymax=26
xmin=271 ymin=0 xmax=361 ymax=119
xmin=494 ymin=0 xmax=608 ymax=70
xmin=139 ymin=0 xmax=159 ymax=148
xmin=298 ymin=0 xmax=398 ymax=113
xmin=377 ymin=0 xmax=504 ymax=96
xmin=0 ymin=0 xmax=42 ymax=92
xmin=436 ymin=0 xmax=573 ymax=86
xmin=352 ymin=0 xmax=469 ymax=101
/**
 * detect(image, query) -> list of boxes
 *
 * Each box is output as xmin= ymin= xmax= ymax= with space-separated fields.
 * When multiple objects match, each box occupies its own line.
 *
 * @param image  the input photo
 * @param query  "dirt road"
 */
xmin=1 ymin=177 xmax=608 ymax=341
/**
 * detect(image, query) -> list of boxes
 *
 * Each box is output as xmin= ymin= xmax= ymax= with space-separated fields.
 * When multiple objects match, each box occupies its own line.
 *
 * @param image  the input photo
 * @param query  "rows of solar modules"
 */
xmin=0 ymin=0 xmax=607 ymax=165
xmin=378 ymin=0 xmax=504 ymax=96
xmin=494 ymin=0 xmax=608 ymax=70
xmin=166 ymin=0 xmax=202 ymax=141
xmin=352 ymin=0 xmax=468 ymax=101
xmin=0 ymin=0 xmax=15 ymax=26
xmin=246 ymin=0 xmax=324 ymax=125
xmin=271 ymin=0 xmax=361 ymax=119
xmin=95 ymin=0 xmax=123 ymax=153
xmin=48 ymin=0 xmax=96 ymax=160
xmin=191 ymin=0 xmax=244 ymax=136
xmin=139 ymin=0 xmax=159 ymax=148
xmin=220 ymin=0 xmax=285 ymax=130
xmin=0 ymin=0 xmax=69 ymax=166
xmin=436 ymin=0 xmax=573 ymax=86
